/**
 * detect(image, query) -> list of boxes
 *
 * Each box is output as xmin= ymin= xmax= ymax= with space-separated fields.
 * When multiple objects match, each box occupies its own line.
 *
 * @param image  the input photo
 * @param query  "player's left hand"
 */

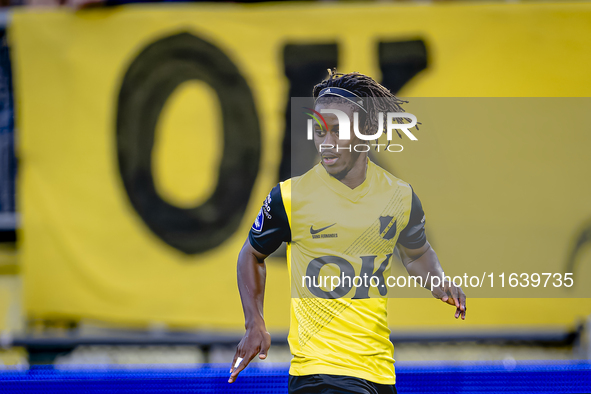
xmin=432 ymin=279 xmax=467 ymax=320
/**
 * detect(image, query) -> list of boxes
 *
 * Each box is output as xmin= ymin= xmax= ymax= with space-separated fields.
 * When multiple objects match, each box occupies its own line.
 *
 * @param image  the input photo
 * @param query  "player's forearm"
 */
xmin=237 ymin=242 xmax=267 ymax=329
xmin=403 ymin=245 xmax=444 ymax=290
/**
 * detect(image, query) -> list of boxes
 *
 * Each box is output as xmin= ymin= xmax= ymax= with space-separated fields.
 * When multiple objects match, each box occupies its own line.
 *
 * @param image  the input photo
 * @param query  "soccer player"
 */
xmin=229 ymin=70 xmax=467 ymax=393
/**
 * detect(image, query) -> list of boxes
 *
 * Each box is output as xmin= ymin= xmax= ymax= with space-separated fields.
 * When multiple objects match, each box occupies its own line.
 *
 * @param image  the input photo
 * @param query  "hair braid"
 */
xmin=313 ymin=68 xmax=417 ymax=143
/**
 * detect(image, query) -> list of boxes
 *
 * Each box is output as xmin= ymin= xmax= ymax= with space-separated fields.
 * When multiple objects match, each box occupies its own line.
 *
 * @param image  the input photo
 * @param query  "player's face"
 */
xmin=313 ymin=102 xmax=366 ymax=178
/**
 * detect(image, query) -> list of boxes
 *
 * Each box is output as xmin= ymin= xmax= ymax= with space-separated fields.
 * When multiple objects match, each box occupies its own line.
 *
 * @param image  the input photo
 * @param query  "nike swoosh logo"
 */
xmin=310 ymin=223 xmax=336 ymax=235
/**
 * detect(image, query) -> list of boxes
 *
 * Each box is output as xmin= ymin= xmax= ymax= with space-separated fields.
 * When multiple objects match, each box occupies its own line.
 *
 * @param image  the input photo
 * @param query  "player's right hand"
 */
xmin=432 ymin=279 xmax=467 ymax=320
xmin=228 ymin=324 xmax=271 ymax=383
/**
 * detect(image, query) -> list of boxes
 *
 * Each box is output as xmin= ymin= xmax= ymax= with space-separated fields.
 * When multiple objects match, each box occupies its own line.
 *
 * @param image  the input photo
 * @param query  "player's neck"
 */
xmin=335 ymin=154 xmax=368 ymax=189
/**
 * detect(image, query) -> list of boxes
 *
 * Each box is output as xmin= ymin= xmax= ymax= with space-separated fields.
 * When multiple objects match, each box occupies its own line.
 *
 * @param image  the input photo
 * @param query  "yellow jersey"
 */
xmin=249 ymin=159 xmax=427 ymax=385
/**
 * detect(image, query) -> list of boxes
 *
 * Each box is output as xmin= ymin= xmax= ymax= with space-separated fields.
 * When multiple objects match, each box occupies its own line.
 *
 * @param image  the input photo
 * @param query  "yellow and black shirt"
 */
xmin=249 ymin=160 xmax=426 ymax=385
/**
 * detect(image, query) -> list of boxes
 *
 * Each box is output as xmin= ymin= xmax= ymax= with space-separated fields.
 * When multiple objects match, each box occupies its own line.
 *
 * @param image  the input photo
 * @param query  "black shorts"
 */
xmin=288 ymin=374 xmax=397 ymax=394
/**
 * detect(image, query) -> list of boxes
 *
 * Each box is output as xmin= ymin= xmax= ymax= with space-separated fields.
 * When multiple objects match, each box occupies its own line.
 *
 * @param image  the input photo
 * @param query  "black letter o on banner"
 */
xmin=116 ymin=32 xmax=261 ymax=255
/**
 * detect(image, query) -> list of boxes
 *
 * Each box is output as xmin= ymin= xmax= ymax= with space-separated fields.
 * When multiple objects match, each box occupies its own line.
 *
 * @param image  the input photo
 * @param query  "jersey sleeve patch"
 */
xmin=252 ymin=208 xmax=264 ymax=232
xmin=248 ymin=183 xmax=291 ymax=255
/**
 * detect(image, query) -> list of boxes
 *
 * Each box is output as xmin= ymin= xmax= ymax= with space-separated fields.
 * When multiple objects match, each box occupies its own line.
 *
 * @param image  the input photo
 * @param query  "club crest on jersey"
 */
xmin=252 ymin=208 xmax=264 ymax=232
xmin=379 ymin=216 xmax=397 ymax=240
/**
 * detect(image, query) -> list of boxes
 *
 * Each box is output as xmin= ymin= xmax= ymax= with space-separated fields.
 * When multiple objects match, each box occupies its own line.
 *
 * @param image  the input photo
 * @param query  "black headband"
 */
xmin=315 ymin=87 xmax=367 ymax=113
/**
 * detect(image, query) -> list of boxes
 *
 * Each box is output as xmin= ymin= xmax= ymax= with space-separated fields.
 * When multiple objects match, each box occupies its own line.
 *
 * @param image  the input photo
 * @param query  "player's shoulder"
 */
xmin=278 ymin=178 xmax=292 ymax=201
xmin=279 ymin=163 xmax=320 ymax=192
xmin=277 ymin=164 xmax=327 ymax=212
xmin=370 ymin=160 xmax=412 ymax=191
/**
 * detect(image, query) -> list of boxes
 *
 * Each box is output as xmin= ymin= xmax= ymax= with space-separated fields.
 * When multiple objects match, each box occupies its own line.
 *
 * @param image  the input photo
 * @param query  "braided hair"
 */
xmin=313 ymin=69 xmax=416 ymax=141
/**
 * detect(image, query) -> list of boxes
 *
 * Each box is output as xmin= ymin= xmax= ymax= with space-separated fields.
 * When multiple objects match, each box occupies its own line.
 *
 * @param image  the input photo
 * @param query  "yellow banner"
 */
xmin=11 ymin=2 xmax=591 ymax=331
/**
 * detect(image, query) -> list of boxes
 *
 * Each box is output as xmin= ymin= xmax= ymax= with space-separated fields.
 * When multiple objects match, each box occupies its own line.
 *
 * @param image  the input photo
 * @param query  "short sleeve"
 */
xmin=397 ymin=187 xmax=427 ymax=249
xmin=248 ymin=184 xmax=291 ymax=255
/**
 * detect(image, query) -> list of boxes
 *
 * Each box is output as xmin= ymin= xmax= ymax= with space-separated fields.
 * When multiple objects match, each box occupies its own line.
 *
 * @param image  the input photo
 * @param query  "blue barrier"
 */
xmin=0 ymin=361 xmax=589 ymax=393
